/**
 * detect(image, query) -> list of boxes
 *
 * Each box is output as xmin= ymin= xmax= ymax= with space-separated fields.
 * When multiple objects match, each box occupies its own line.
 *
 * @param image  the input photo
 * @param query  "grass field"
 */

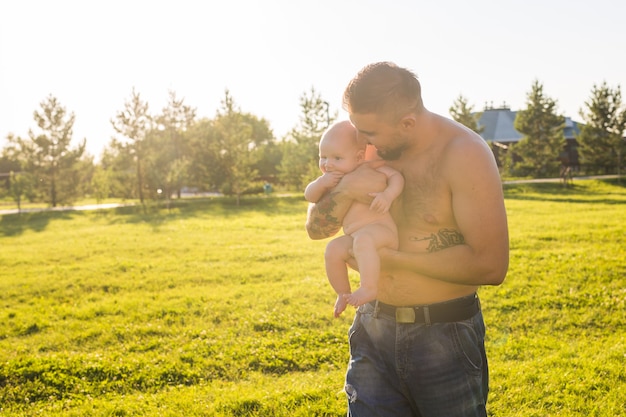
xmin=0 ymin=179 xmax=624 ymax=416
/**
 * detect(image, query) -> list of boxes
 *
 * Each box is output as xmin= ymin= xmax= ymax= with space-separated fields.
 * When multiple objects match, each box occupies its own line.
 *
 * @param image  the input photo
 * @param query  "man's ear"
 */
xmin=399 ymin=114 xmax=416 ymax=130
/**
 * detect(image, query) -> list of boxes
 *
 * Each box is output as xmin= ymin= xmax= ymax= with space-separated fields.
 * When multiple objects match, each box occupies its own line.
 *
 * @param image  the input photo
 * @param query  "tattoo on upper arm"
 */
xmin=410 ymin=228 xmax=465 ymax=252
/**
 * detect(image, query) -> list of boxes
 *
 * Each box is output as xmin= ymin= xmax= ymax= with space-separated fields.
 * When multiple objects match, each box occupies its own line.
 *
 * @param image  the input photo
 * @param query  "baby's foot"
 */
xmin=345 ymin=287 xmax=377 ymax=308
xmin=334 ymin=294 xmax=349 ymax=318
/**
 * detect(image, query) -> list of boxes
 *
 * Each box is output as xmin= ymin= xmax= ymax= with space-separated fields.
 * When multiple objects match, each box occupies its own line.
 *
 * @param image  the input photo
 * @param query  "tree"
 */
xmin=91 ymin=166 xmax=112 ymax=203
xmin=239 ymin=112 xmax=279 ymax=186
xmin=185 ymin=118 xmax=221 ymax=192
xmin=279 ymin=87 xmax=336 ymax=190
xmin=0 ymin=153 xmax=21 ymax=194
xmin=577 ymin=82 xmax=626 ymax=176
xmin=9 ymin=171 xmax=35 ymax=213
xmin=510 ymin=80 xmax=565 ymax=177
xmin=4 ymin=96 xmax=87 ymax=207
xmin=449 ymin=95 xmax=484 ymax=134
xmin=110 ymin=88 xmax=152 ymax=204
xmin=184 ymin=106 xmax=276 ymax=198
xmin=213 ymin=90 xmax=273 ymax=205
xmin=152 ymin=90 xmax=197 ymax=198
xmin=142 ymin=128 xmax=191 ymax=204
xmin=253 ymin=139 xmax=282 ymax=184
xmin=98 ymin=140 xmax=136 ymax=199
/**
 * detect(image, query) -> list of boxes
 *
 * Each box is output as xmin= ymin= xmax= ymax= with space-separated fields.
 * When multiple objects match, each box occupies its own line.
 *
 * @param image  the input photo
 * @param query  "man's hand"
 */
xmin=336 ymin=160 xmax=387 ymax=204
xmin=378 ymin=247 xmax=400 ymax=270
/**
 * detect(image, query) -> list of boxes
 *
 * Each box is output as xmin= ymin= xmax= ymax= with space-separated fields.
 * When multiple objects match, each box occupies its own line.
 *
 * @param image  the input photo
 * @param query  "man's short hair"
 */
xmin=343 ymin=62 xmax=423 ymax=122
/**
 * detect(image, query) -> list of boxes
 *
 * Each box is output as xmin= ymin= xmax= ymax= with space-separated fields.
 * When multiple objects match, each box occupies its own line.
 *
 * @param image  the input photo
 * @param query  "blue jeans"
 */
xmin=345 ymin=296 xmax=489 ymax=417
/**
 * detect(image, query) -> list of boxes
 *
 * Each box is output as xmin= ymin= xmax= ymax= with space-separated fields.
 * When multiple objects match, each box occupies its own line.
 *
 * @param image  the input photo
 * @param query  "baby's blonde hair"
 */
xmin=321 ymin=120 xmax=366 ymax=151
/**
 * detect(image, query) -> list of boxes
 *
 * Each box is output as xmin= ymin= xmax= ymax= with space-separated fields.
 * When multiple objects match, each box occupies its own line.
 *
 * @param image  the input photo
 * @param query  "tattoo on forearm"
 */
xmin=309 ymin=192 xmax=341 ymax=235
xmin=410 ymin=228 xmax=465 ymax=252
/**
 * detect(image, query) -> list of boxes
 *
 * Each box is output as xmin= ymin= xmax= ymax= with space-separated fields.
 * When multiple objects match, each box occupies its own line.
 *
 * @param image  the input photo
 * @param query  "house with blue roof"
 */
xmin=475 ymin=105 xmax=582 ymax=169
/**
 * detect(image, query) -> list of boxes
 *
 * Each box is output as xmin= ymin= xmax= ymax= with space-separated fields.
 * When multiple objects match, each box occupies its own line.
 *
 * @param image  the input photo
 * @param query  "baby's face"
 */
xmin=318 ymin=135 xmax=363 ymax=174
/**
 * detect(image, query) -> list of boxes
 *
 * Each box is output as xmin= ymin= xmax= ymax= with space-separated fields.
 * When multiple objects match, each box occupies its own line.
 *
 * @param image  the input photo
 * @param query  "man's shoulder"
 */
xmin=443 ymin=123 xmax=491 ymax=158
xmin=442 ymin=133 xmax=501 ymax=188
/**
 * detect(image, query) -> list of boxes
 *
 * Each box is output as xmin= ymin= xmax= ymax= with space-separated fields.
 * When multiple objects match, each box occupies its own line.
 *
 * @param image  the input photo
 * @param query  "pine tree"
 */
xmin=149 ymin=90 xmax=197 ymax=199
xmin=214 ymin=90 xmax=258 ymax=205
xmin=111 ymin=88 xmax=152 ymax=204
xmin=577 ymin=82 xmax=626 ymax=175
xmin=511 ymin=80 xmax=565 ymax=177
xmin=279 ymin=87 xmax=335 ymax=190
xmin=5 ymin=95 xmax=86 ymax=206
xmin=449 ymin=95 xmax=484 ymax=134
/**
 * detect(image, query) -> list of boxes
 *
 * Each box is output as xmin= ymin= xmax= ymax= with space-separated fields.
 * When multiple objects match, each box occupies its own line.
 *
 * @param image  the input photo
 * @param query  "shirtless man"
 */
xmin=305 ymin=62 xmax=509 ymax=416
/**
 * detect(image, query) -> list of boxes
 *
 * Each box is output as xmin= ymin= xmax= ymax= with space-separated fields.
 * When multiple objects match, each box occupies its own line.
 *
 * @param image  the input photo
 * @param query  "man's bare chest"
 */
xmin=392 ymin=165 xmax=455 ymax=230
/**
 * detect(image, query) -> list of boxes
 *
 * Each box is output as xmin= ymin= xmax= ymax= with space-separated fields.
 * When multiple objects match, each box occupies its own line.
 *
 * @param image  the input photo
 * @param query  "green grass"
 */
xmin=0 ymin=181 xmax=625 ymax=416
xmin=488 ymin=180 xmax=626 ymax=416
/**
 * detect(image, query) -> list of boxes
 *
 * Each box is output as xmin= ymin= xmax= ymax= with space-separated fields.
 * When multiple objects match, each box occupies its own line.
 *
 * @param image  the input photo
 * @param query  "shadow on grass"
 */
xmin=105 ymin=195 xmax=305 ymax=221
xmin=0 ymin=210 xmax=74 ymax=236
xmin=0 ymin=195 xmax=307 ymax=236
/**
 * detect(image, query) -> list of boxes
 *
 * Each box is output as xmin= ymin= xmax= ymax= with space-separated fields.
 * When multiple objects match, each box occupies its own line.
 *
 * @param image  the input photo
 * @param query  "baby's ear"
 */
xmin=356 ymin=149 xmax=366 ymax=162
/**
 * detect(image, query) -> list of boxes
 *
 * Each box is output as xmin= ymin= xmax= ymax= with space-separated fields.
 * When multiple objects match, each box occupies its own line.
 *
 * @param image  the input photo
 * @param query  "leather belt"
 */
xmin=369 ymin=293 xmax=480 ymax=324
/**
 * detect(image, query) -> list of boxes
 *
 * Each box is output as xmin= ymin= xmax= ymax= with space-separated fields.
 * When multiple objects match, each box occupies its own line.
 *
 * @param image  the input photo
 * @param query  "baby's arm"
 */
xmin=369 ymin=165 xmax=404 ymax=213
xmin=304 ymin=171 xmax=344 ymax=203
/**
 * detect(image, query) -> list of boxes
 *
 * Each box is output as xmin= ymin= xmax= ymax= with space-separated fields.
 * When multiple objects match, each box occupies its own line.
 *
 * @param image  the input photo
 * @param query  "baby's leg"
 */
xmin=325 ymin=235 xmax=354 ymax=317
xmin=345 ymin=224 xmax=397 ymax=307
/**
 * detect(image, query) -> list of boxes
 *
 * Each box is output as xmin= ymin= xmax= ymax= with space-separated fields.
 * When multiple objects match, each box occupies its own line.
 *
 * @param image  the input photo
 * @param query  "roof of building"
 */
xmin=476 ymin=107 xmax=581 ymax=143
xmin=563 ymin=117 xmax=582 ymax=139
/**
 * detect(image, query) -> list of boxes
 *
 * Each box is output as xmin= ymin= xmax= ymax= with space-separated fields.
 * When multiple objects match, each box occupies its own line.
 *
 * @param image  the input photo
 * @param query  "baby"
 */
xmin=305 ymin=121 xmax=404 ymax=317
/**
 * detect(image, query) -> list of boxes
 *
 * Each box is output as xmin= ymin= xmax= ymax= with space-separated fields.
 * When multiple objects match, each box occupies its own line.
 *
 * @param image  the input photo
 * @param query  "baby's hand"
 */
xmin=320 ymin=171 xmax=344 ymax=188
xmin=368 ymin=192 xmax=392 ymax=214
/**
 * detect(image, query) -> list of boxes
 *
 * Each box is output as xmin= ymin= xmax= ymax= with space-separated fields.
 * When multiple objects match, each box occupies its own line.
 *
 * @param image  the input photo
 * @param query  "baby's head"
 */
xmin=318 ymin=121 xmax=366 ymax=174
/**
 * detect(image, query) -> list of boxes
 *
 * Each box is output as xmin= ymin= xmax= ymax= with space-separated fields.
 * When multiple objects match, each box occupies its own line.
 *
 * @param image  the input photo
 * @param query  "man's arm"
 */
xmin=305 ymin=161 xmax=388 ymax=240
xmin=305 ymin=191 xmax=352 ymax=240
xmin=381 ymin=139 xmax=509 ymax=286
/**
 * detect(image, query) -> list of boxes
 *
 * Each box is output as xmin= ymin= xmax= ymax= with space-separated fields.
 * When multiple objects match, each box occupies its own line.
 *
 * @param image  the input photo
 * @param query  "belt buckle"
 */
xmin=395 ymin=307 xmax=416 ymax=323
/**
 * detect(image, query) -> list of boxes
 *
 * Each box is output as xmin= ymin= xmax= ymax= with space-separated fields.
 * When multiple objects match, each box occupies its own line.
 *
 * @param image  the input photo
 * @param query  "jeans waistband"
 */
xmin=368 ymin=293 xmax=480 ymax=324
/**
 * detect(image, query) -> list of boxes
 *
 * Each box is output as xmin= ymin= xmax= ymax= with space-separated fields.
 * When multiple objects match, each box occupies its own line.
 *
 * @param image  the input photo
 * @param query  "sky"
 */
xmin=1 ymin=0 xmax=625 ymax=159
